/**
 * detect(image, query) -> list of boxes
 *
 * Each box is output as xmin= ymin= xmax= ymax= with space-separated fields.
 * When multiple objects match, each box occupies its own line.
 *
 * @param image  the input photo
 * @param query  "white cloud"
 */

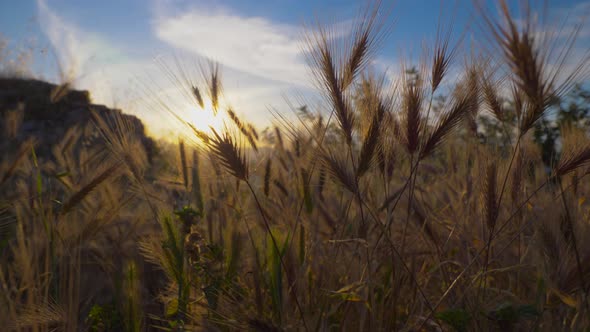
xmin=152 ymin=4 xmax=311 ymax=87
xmin=36 ymin=0 xmax=151 ymax=107
xmin=35 ymin=0 xmax=381 ymax=138
xmin=37 ymin=0 xmax=119 ymax=81
xmin=35 ymin=0 xmax=317 ymax=138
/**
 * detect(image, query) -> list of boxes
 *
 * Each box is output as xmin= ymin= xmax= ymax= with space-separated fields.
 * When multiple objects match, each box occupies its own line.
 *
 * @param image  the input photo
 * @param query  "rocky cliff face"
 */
xmin=0 ymin=78 xmax=155 ymax=162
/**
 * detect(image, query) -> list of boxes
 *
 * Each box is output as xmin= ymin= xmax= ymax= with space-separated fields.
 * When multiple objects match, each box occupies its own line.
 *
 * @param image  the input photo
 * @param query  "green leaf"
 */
xmin=435 ymin=308 xmax=471 ymax=332
xmin=54 ymin=171 xmax=70 ymax=178
xmin=489 ymin=302 xmax=540 ymax=330
xmin=516 ymin=304 xmax=540 ymax=318
xmin=31 ymin=147 xmax=42 ymax=195
xmin=166 ymin=298 xmax=178 ymax=317
xmin=491 ymin=303 xmax=519 ymax=323
xmin=267 ymin=233 xmax=288 ymax=323
xmin=330 ymin=282 xmax=367 ymax=304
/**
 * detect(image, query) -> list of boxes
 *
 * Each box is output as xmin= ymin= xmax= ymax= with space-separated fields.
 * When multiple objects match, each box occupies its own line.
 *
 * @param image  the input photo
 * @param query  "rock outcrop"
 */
xmin=0 ymin=78 xmax=155 ymax=162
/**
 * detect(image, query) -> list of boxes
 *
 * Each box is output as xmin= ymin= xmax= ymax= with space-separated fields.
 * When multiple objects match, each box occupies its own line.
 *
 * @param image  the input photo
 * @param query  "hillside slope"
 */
xmin=0 ymin=78 xmax=155 ymax=161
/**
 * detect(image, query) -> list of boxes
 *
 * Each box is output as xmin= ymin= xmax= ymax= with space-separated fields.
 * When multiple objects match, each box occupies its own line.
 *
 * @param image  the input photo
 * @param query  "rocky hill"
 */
xmin=0 ymin=78 xmax=155 ymax=162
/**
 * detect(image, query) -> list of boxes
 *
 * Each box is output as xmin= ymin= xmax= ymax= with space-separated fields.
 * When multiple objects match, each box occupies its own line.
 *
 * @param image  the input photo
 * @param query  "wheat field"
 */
xmin=3 ymin=0 xmax=590 ymax=331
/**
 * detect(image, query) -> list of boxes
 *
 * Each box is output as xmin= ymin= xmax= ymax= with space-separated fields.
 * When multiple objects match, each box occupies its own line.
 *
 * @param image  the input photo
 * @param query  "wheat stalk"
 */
xmin=61 ymin=161 xmax=121 ymax=215
xmin=420 ymin=76 xmax=479 ymax=159
xmin=205 ymin=128 xmax=249 ymax=181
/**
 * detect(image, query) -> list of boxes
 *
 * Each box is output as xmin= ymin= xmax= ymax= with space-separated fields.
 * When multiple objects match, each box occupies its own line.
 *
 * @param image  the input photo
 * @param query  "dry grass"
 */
xmin=3 ymin=1 xmax=590 ymax=331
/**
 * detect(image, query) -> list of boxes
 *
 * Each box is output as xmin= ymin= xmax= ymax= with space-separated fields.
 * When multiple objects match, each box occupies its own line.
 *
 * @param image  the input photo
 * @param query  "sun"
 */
xmin=173 ymin=97 xmax=231 ymax=144
xmin=132 ymin=89 xmax=227 ymax=142
xmin=185 ymin=104 xmax=225 ymax=134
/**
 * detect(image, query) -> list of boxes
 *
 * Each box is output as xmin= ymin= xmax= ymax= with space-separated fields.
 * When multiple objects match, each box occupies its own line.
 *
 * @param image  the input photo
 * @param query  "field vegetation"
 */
xmin=3 ymin=0 xmax=590 ymax=330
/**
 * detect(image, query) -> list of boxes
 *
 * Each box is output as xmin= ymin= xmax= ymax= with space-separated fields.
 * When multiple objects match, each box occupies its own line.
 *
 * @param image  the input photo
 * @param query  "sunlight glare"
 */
xmin=186 ymin=104 xmax=224 ymax=133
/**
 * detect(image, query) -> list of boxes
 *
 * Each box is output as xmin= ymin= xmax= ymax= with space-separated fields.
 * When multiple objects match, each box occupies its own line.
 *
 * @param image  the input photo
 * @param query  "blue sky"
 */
xmin=1 ymin=0 xmax=589 ymax=137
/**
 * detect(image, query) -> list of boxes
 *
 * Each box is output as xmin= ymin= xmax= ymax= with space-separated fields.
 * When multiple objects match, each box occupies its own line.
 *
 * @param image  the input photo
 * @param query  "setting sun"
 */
xmin=184 ymin=104 xmax=226 ymax=134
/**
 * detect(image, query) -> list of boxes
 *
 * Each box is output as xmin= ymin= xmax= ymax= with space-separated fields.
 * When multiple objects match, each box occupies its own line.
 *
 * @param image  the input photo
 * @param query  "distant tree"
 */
xmin=475 ymin=83 xmax=590 ymax=167
xmin=533 ymin=83 xmax=590 ymax=167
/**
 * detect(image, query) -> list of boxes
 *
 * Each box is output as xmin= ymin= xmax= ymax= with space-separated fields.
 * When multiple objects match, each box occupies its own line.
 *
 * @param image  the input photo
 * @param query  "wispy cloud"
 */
xmin=35 ymin=0 xmax=322 ymax=137
xmin=36 ymin=0 xmax=590 ymax=139
xmin=37 ymin=0 xmax=122 ymax=81
xmin=36 ymin=0 xmax=151 ymax=107
xmin=152 ymin=3 xmax=310 ymax=87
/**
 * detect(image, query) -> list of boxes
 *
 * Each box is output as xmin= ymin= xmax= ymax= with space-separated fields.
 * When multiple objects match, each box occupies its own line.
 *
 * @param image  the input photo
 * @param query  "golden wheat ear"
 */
xmin=206 ymin=128 xmax=249 ymax=181
xmin=303 ymin=1 xmax=389 ymax=147
xmin=263 ymin=158 xmax=272 ymax=197
xmin=357 ymin=92 xmax=390 ymax=177
xmin=555 ymin=145 xmax=590 ymax=177
xmin=273 ymin=126 xmax=284 ymax=151
xmin=0 ymin=139 xmax=36 ymax=187
xmin=357 ymin=113 xmax=381 ymax=177
xmin=401 ymin=65 xmax=425 ymax=154
xmin=431 ymin=11 xmax=460 ymax=93
xmin=4 ymin=103 xmax=24 ymax=139
xmin=479 ymin=0 xmax=590 ymax=135
xmin=481 ymin=160 xmax=499 ymax=231
xmin=90 ymin=109 xmax=148 ymax=181
xmin=192 ymin=85 xmax=204 ymax=109
xmin=226 ymin=108 xmax=258 ymax=152
xmin=481 ymin=68 xmax=506 ymax=122
xmin=60 ymin=161 xmax=121 ymax=215
xmin=341 ymin=0 xmax=389 ymax=90
xmin=200 ymin=60 xmax=223 ymax=115
xmin=420 ymin=71 xmax=479 ymax=159
xmin=320 ymin=149 xmax=357 ymax=194
xmin=186 ymin=123 xmax=210 ymax=144
xmin=555 ymin=127 xmax=590 ymax=177
xmin=305 ymin=28 xmax=355 ymax=145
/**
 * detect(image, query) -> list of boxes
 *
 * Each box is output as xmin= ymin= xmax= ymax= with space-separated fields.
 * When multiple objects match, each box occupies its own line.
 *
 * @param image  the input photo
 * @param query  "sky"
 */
xmin=0 ymin=0 xmax=589 ymax=138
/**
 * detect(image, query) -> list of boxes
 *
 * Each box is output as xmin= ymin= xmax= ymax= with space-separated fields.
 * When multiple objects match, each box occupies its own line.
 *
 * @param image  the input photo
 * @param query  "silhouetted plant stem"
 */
xmin=558 ymin=176 xmax=590 ymax=312
xmin=245 ymin=180 xmax=310 ymax=332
